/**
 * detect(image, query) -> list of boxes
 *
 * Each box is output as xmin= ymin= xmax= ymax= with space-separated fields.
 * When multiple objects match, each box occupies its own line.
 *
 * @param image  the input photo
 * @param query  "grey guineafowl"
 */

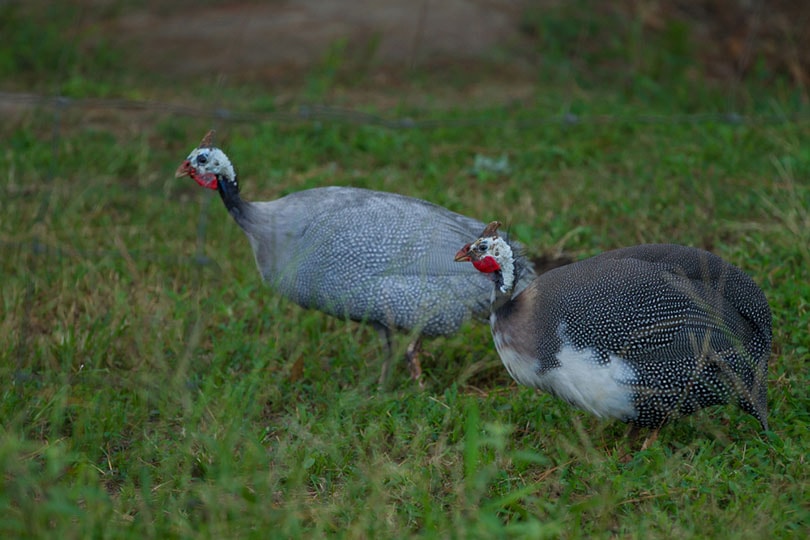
xmin=455 ymin=221 xmax=771 ymax=448
xmin=175 ymin=132 xmax=535 ymax=383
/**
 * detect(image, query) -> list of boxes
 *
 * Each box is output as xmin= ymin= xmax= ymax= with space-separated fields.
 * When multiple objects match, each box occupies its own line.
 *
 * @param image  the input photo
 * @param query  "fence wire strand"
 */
xmin=2 ymin=91 xmax=809 ymax=130
xmin=4 ymin=87 xmax=807 ymax=378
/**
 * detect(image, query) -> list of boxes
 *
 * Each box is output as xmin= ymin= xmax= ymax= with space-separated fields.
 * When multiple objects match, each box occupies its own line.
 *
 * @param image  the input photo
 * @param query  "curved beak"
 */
xmin=454 ymin=243 xmax=472 ymax=262
xmin=175 ymin=160 xmax=192 ymax=178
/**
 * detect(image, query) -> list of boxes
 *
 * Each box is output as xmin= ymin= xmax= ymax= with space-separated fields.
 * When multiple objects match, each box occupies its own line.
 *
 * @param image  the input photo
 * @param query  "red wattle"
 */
xmin=472 ymin=256 xmax=500 ymax=273
xmin=193 ymin=172 xmax=219 ymax=190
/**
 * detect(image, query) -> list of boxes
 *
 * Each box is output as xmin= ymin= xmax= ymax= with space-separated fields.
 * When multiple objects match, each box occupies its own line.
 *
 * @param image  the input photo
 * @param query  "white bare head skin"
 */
xmin=456 ymin=221 xmax=515 ymax=293
xmin=174 ymin=130 xmax=238 ymax=191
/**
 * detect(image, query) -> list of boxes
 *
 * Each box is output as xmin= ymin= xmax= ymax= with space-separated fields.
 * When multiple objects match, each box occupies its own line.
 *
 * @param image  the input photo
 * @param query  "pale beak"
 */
xmin=454 ymin=243 xmax=472 ymax=262
xmin=175 ymin=160 xmax=192 ymax=178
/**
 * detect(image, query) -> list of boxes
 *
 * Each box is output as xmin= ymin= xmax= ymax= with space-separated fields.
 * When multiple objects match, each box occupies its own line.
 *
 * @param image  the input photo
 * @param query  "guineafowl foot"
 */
xmin=378 ymin=361 xmax=391 ymax=389
xmin=617 ymin=424 xmax=641 ymax=463
xmin=640 ymin=428 xmax=660 ymax=451
xmin=619 ymin=423 xmax=660 ymax=459
xmin=405 ymin=339 xmax=424 ymax=388
xmin=376 ymin=325 xmax=395 ymax=389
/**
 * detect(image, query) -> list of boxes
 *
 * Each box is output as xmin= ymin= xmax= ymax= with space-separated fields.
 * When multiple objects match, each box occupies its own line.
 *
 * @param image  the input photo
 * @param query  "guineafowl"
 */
xmin=455 ymin=221 xmax=771 ymax=448
xmin=175 ymin=132 xmax=535 ymax=384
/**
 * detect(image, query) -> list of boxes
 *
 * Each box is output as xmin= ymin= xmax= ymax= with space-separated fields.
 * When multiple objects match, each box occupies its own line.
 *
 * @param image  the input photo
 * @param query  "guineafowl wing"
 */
xmin=243 ymin=187 xmax=500 ymax=336
xmin=531 ymin=244 xmax=770 ymax=427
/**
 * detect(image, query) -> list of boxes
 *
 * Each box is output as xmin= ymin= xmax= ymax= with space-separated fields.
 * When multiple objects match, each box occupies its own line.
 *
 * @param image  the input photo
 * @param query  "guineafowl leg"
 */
xmin=617 ymin=424 xmax=641 ymax=463
xmin=405 ymin=338 xmax=424 ymax=386
xmin=625 ymin=422 xmax=661 ymax=451
xmin=376 ymin=324 xmax=395 ymax=387
xmin=641 ymin=428 xmax=660 ymax=451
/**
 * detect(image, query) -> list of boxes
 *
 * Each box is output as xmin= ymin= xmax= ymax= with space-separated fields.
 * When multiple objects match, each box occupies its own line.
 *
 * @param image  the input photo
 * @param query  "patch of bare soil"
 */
xmin=104 ymin=0 xmax=808 ymax=99
xmin=113 ymin=0 xmax=532 ymax=81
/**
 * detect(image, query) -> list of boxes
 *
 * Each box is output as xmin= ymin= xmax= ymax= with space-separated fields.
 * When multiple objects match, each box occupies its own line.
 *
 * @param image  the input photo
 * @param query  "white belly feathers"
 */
xmin=491 ymin=316 xmax=638 ymax=421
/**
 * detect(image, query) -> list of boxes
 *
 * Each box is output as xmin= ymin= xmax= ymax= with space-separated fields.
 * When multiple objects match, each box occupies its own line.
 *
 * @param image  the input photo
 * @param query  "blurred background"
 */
xmin=3 ymin=0 xmax=808 ymax=105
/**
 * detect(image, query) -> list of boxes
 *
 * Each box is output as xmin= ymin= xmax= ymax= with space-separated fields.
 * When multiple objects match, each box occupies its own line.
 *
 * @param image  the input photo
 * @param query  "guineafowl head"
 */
xmin=175 ymin=130 xmax=238 ymax=193
xmin=454 ymin=221 xmax=515 ymax=293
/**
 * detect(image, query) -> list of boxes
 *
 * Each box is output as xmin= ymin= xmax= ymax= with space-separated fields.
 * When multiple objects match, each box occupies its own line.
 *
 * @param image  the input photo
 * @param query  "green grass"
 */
xmin=2 ymin=3 xmax=809 ymax=539
xmin=2 ymin=105 xmax=807 ymax=540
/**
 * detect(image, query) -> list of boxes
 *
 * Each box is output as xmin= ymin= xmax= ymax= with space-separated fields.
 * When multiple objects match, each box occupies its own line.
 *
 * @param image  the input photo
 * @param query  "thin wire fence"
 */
xmin=4 ymin=91 xmax=810 ymax=129
xmin=4 ymin=89 xmax=807 ymax=376
xmin=5 ymin=89 xmax=806 ymax=274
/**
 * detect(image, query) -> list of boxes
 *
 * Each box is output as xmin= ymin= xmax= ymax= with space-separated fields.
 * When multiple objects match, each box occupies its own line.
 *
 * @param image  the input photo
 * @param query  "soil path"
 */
xmin=114 ymin=1 xmax=531 ymax=81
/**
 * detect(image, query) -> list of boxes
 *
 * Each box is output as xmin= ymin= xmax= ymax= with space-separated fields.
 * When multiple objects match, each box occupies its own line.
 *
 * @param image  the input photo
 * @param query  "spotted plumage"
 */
xmin=456 ymin=222 xmax=771 ymax=444
xmin=175 ymin=133 xmax=535 ymax=382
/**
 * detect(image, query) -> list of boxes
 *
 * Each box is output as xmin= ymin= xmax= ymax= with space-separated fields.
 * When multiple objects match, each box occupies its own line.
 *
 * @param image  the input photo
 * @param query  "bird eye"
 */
xmin=477 ymin=243 xmax=488 ymax=252
xmin=196 ymin=153 xmax=208 ymax=165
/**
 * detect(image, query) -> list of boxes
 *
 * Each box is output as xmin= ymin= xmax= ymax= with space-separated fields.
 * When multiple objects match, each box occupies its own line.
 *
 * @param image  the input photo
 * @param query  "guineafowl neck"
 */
xmin=216 ymin=175 xmax=246 ymax=221
xmin=491 ymin=269 xmax=516 ymax=311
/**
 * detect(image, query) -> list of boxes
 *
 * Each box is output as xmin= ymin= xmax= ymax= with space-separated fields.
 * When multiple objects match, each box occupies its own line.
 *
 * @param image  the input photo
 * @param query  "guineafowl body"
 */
xmin=175 ymin=133 xmax=535 ymax=381
xmin=456 ymin=222 xmax=771 ymax=445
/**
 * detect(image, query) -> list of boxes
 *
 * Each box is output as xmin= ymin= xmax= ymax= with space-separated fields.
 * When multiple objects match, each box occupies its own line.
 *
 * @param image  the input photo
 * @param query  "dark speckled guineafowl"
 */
xmin=175 ymin=132 xmax=535 ymax=384
xmin=455 ymin=221 xmax=771 ymax=448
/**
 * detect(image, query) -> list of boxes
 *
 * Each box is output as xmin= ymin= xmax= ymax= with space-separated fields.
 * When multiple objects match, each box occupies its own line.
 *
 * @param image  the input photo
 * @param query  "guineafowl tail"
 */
xmin=727 ymin=268 xmax=772 ymax=432
xmin=721 ymin=268 xmax=772 ymax=432
xmin=736 ymin=345 xmax=770 ymax=431
xmin=673 ymin=244 xmax=772 ymax=432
